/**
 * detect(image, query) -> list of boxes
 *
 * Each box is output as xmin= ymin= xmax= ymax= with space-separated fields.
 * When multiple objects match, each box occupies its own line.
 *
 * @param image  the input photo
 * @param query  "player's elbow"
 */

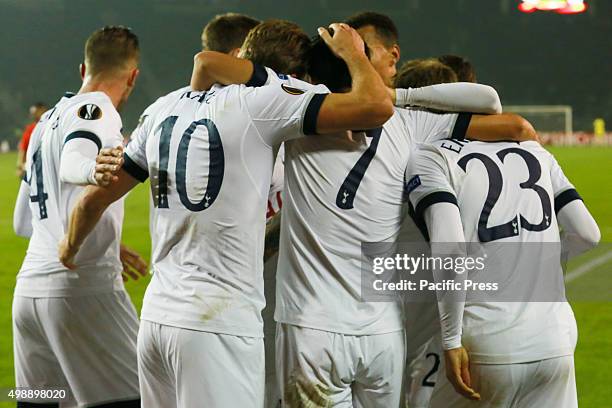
xmin=581 ymin=223 xmax=601 ymax=249
xmin=360 ymin=100 xmax=394 ymax=128
xmin=481 ymin=85 xmax=502 ymax=114
xmin=507 ymin=114 xmax=537 ymax=142
xmin=191 ymin=51 xmax=220 ymax=90
xmin=193 ymin=51 xmax=213 ymax=69
xmin=60 ymin=150 xmax=97 ymax=185
xmin=77 ymin=187 xmax=109 ymax=216
xmin=13 ymin=219 xmax=31 ymax=238
xmin=58 ymin=160 xmax=69 ymax=184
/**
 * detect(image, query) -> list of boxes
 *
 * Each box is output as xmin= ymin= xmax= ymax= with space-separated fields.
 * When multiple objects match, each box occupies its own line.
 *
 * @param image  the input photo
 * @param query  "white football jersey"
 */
xmin=275 ymin=107 xmax=472 ymax=335
xmin=266 ymin=143 xmax=284 ymax=223
xmin=406 ymin=139 xmax=580 ymax=363
xmin=17 ymin=92 xmax=125 ymax=297
xmin=123 ymin=71 xmax=329 ymax=338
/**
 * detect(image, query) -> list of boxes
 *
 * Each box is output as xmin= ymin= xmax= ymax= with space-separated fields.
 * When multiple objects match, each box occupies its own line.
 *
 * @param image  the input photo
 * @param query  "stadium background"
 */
xmin=0 ymin=0 xmax=610 ymax=406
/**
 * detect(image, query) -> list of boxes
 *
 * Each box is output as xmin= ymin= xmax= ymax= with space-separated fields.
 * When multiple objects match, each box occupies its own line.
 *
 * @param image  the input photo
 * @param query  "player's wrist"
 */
xmin=66 ymin=239 xmax=81 ymax=255
xmin=394 ymin=88 xmax=413 ymax=107
xmin=443 ymin=337 xmax=463 ymax=351
xmin=342 ymin=51 xmax=369 ymax=66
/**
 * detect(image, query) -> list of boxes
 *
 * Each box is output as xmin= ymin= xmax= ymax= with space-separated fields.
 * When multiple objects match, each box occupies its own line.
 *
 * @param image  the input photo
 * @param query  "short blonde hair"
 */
xmin=84 ymin=26 xmax=139 ymax=75
xmin=240 ymin=20 xmax=311 ymax=79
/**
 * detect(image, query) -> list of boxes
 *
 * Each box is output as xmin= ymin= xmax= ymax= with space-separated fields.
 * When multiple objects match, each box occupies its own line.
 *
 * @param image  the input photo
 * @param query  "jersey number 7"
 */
xmin=336 ymin=128 xmax=383 ymax=210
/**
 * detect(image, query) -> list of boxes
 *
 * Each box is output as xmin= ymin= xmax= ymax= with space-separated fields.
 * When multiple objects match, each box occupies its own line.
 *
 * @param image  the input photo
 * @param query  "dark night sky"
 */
xmin=1 ymin=0 xmax=610 ymax=140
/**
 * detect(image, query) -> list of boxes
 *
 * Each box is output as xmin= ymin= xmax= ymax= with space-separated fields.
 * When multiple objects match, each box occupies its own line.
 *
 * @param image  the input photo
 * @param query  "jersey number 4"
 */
xmin=26 ymin=148 xmax=49 ymax=219
xmin=458 ymin=147 xmax=552 ymax=242
xmin=154 ymin=116 xmax=224 ymax=211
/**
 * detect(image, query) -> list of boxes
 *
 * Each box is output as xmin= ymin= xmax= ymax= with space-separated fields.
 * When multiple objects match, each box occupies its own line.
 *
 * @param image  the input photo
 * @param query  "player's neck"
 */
xmin=78 ymin=76 xmax=125 ymax=109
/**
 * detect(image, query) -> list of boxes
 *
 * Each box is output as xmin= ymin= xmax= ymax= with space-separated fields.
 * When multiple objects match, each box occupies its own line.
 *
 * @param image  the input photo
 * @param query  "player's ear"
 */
xmin=390 ymin=44 xmax=400 ymax=64
xmin=128 ymin=68 xmax=139 ymax=88
xmin=79 ymin=63 xmax=86 ymax=80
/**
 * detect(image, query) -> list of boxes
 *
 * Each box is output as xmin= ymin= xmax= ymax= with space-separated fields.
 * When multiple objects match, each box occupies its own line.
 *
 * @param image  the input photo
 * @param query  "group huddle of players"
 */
xmin=13 ymin=10 xmax=601 ymax=408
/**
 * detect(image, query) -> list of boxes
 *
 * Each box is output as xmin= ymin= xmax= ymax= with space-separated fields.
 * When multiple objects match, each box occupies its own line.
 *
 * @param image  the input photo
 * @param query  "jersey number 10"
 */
xmin=154 ymin=116 xmax=225 ymax=212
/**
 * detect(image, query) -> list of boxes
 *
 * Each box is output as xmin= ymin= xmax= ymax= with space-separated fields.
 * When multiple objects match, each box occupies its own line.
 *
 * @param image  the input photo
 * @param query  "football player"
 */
xmin=12 ymin=26 xmax=144 ymax=407
xmin=406 ymin=134 xmax=599 ymax=408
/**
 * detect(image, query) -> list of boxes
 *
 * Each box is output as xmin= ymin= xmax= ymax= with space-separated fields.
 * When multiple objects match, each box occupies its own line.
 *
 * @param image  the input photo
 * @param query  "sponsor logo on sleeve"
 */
xmin=405 ymin=175 xmax=422 ymax=194
xmin=77 ymin=104 xmax=103 ymax=120
xmin=281 ymin=83 xmax=305 ymax=95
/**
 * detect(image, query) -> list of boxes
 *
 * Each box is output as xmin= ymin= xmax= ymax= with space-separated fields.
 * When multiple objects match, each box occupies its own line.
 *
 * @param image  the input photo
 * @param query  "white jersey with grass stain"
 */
xmin=123 ymin=70 xmax=329 ymax=338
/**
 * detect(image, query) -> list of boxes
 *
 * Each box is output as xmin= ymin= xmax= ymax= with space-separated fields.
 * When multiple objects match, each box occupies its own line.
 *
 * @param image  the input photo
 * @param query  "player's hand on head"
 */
xmin=58 ymin=236 xmax=78 ymax=270
xmin=318 ymin=23 xmax=366 ymax=61
xmin=95 ymin=146 xmax=124 ymax=187
xmin=119 ymin=244 xmax=148 ymax=281
xmin=444 ymin=347 xmax=481 ymax=401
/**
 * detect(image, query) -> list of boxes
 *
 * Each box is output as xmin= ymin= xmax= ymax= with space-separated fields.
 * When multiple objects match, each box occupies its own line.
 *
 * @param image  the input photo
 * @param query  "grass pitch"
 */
xmin=0 ymin=147 xmax=610 ymax=406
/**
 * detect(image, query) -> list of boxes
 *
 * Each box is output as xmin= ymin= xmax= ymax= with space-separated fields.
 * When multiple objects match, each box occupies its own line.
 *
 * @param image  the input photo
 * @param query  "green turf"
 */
xmin=0 ymin=147 xmax=610 ymax=406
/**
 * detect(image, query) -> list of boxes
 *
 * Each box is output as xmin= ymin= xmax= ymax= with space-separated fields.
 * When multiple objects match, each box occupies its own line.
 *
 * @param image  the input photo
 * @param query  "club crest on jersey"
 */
xmin=77 ymin=104 xmax=102 ymax=120
xmin=281 ymin=84 xmax=305 ymax=95
xmin=405 ymin=175 xmax=421 ymax=194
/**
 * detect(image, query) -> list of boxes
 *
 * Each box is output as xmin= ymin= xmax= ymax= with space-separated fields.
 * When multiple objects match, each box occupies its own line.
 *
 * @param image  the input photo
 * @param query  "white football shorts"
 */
xmin=138 ymin=320 xmax=265 ymax=408
xmin=276 ymin=323 xmax=405 ymax=408
xmin=12 ymin=291 xmax=140 ymax=407
xmin=405 ymin=335 xmax=443 ymax=408
xmin=429 ymin=355 xmax=577 ymax=408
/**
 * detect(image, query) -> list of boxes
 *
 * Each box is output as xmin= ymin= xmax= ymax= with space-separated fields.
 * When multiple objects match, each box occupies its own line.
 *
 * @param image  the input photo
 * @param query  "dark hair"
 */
xmin=438 ymin=54 xmax=476 ymax=83
xmin=84 ymin=26 xmax=139 ymax=76
xmin=395 ymin=59 xmax=458 ymax=88
xmin=240 ymin=20 xmax=311 ymax=79
xmin=345 ymin=11 xmax=399 ymax=47
xmin=201 ymin=13 xmax=260 ymax=53
xmin=307 ymin=28 xmax=370 ymax=92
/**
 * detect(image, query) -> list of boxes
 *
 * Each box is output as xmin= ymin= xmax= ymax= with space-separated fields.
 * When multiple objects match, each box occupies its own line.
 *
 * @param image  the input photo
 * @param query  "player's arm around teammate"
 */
xmin=191 ymin=23 xmax=394 ymax=133
xmin=59 ymin=166 xmax=140 ymax=269
xmin=191 ymin=37 xmax=505 ymax=119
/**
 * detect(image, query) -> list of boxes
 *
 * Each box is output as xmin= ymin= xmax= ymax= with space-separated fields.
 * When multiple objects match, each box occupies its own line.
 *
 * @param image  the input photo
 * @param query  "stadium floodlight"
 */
xmin=518 ymin=0 xmax=587 ymax=14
